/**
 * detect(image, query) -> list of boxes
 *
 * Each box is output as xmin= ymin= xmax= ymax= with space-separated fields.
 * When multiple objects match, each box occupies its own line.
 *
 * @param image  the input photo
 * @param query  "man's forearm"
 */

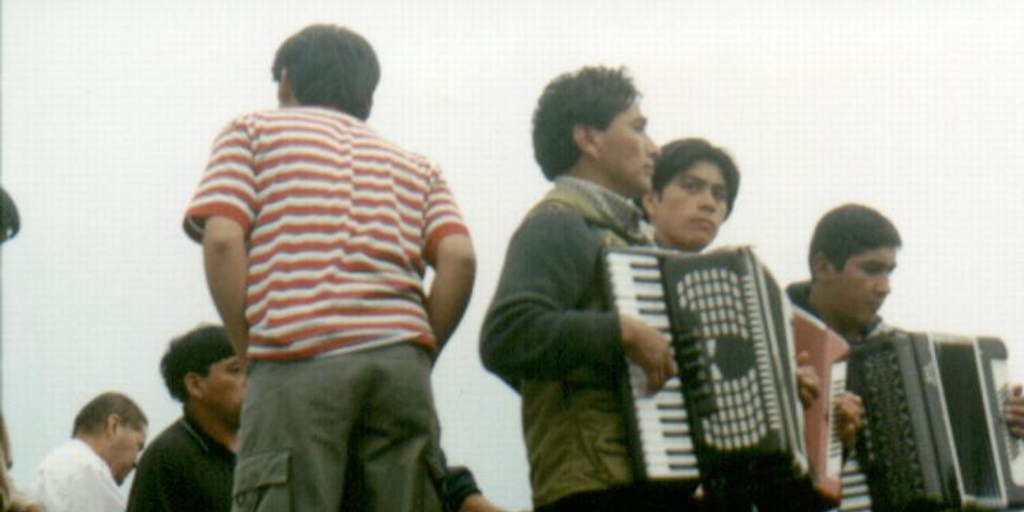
xmin=427 ymin=234 xmax=475 ymax=350
xmin=203 ymin=217 xmax=249 ymax=355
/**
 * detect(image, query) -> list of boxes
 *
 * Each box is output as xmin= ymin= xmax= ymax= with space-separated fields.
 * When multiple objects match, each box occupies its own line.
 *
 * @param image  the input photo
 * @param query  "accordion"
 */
xmin=792 ymin=307 xmax=850 ymax=507
xmin=603 ymin=246 xmax=811 ymax=498
xmin=845 ymin=331 xmax=1024 ymax=511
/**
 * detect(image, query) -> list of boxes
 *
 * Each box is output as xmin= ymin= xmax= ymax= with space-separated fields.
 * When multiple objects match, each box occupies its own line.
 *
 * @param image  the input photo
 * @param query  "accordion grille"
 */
xmin=855 ymin=344 xmax=929 ymax=507
xmin=678 ymin=268 xmax=775 ymax=449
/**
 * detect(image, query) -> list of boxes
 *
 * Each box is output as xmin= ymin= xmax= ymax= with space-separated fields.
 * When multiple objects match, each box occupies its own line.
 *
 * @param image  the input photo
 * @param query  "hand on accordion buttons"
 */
xmin=834 ymin=391 xmax=864 ymax=453
xmin=1006 ymin=383 xmax=1024 ymax=439
xmin=795 ymin=351 xmax=821 ymax=410
xmin=619 ymin=313 xmax=676 ymax=393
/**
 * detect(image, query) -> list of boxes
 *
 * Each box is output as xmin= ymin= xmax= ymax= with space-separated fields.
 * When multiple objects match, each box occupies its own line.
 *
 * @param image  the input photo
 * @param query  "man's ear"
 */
xmin=277 ymin=68 xmax=297 ymax=107
xmin=184 ymin=372 xmax=204 ymax=401
xmin=105 ymin=414 xmax=122 ymax=436
xmin=810 ymin=252 xmax=835 ymax=282
xmin=573 ymin=124 xmax=601 ymax=160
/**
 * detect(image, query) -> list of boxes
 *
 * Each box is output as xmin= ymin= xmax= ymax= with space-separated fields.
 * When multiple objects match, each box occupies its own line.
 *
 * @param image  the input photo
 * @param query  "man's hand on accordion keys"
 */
xmin=618 ymin=313 xmax=677 ymax=393
xmin=1006 ymin=383 xmax=1024 ymax=438
xmin=833 ymin=391 xmax=864 ymax=454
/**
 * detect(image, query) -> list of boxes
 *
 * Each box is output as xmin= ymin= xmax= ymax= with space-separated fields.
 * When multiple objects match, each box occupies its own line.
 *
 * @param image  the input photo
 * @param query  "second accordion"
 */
xmin=604 ymin=245 xmax=825 ymax=501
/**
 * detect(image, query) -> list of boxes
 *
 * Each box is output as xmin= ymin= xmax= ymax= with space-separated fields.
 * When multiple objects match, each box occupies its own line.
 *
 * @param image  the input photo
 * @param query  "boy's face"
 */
xmin=643 ymin=162 xmax=729 ymax=252
xmin=817 ymin=247 xmax=898 ymax=331
xmin=586 ymin=103 xmax=659 ymax=200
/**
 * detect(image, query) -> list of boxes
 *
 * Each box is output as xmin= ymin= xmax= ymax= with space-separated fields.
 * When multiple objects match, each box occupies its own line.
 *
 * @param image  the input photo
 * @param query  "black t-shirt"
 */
xmin=126 ymin=414 xmax=235 ymax=512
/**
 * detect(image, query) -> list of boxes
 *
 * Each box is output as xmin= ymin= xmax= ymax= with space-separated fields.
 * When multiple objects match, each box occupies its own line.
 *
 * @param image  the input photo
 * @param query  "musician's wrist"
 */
xmin=617 ymin=313 xmax=632 ymax=342
xmin=617 ymin=314 xmax=643 ymax=351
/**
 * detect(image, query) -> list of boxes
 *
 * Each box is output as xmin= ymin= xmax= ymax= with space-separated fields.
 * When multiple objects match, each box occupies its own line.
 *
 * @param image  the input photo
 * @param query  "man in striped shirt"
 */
xmin=184 ymin=24 xmax=475 ymax=512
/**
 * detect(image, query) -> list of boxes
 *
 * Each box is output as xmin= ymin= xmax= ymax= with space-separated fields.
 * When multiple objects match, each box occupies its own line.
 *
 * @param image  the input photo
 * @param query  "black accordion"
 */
xmin=603 ymin=246 xmax=809 ymax=495
xmin=843 ymin=331 xmax=1024 ymax=511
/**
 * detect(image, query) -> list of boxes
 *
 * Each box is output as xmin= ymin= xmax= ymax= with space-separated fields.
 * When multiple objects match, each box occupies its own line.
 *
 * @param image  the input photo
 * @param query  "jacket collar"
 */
xmin=543 ymin=176 xmax=650 ymax=245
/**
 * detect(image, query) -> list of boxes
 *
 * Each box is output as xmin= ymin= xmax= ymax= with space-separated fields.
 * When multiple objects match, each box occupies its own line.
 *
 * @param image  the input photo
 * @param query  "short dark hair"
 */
xmin=809 ymin=203 xmax=902 ymax=272
xmin=532 ymin=66 xmax=640 ymax=180
xmin=1 ymin=186 xmax=20 ymax=244
xmin=271 ymin=24 xmax=380 ymax=120
xmin=161 ymin=325 xmax=235 ymax=403
xmin=652 ymin=138 xmax=741 ymax=218
xmin=72 ymin=392 xmax=147 ymax=437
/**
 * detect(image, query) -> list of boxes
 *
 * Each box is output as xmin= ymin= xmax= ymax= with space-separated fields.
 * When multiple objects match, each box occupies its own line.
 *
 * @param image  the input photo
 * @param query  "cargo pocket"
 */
xmin=233 ymin=451 xmax=290 ymax=512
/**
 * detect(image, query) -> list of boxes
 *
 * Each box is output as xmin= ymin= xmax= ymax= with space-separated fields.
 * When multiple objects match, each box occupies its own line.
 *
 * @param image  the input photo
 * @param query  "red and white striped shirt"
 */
xmin=184 ymin=107 xmax=469 ymax=360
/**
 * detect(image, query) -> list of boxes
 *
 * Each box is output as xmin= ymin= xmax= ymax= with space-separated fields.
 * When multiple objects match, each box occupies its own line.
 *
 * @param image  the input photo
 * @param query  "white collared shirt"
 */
xmin=26 ymin=439 xmax=124 ymax=512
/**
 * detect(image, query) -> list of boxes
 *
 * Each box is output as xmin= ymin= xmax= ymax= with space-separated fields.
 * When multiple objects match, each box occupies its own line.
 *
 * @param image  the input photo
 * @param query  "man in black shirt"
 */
xmin=127 ymin=325 xmax=244 ymax=512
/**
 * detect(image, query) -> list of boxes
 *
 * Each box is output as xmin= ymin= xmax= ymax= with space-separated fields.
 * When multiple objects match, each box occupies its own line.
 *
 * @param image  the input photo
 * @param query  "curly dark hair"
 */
xmin=652 ymin=138 xmax=741 ymax=218
xmin=272 ymin=24 xmax=380 ymax=120
xmin=809 ymin=203 xmax=902 ymax=272
xmin=160 ymin=325 xmax=235 ymax=403
xmin=531 ymin=66 xmax=640 ymax=180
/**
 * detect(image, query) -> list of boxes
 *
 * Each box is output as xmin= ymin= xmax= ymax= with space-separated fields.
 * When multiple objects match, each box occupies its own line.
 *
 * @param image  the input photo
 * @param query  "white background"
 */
xmin=3 ymin=1 xmax=1023 ymax=509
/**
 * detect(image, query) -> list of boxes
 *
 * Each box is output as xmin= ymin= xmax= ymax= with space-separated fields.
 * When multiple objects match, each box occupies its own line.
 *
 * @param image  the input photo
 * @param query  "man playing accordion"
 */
xmin=788 ymin=204 xmax=1024 ymax=510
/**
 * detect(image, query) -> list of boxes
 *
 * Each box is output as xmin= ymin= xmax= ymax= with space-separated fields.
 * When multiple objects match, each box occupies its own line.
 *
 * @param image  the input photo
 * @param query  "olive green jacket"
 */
xmin=481 ymin=178 xmax=650 ymax=507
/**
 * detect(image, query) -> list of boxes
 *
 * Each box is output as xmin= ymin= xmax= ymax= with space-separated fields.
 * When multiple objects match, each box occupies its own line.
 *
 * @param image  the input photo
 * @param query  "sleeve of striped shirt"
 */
xmin=421 ymin=162 xmax=470 ymax=264
xmin=182 ymin=117 xmax=258 ymax=243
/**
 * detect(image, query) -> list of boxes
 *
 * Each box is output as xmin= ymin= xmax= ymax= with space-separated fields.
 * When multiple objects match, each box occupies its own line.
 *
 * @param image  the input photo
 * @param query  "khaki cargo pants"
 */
xmin=232 ymin=343 xmax=445 ymax=512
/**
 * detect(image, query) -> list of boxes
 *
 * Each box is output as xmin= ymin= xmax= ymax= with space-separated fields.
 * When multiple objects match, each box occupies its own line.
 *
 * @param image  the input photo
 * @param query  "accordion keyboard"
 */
xmin=606 ymin=250 xmax=699 ymax=480
xmin=838 ymin=458 xmax=873 ymax=511
xmin=827 ymin=361 xmax=848 ymax=478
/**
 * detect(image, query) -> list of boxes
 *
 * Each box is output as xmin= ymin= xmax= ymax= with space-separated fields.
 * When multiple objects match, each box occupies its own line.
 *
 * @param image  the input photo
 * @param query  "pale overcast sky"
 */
xmin=3 ymin=1 xmax=1024 ymax=508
